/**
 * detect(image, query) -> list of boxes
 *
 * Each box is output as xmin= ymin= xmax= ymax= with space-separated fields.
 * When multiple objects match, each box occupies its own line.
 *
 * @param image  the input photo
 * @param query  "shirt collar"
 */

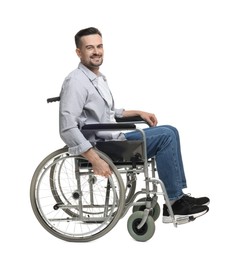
xmin=78 ymin=62 xmax=105 ymax=82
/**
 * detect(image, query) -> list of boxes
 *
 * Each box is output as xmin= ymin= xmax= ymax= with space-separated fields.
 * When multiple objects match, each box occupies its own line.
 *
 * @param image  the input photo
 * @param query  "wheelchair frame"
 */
xmin=30 ymin=97 xmax=177 ymax=242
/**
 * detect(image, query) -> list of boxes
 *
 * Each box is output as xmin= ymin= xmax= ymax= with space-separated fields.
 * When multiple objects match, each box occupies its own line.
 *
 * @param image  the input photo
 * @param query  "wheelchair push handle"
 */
xmin=47 ymin=96 xmax=60 ymax=103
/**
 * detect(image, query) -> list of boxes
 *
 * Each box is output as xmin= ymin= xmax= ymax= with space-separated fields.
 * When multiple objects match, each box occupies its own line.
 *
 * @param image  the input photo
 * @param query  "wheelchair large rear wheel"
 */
xmin=30 ymin=147 xmax=125 ymax=242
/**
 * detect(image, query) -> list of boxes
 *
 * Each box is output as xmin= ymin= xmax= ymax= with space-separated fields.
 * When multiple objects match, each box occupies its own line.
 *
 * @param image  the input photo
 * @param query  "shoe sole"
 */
xmin=194 ymin=201 xmax=210 ymax=206
xmin=163 ymin=207 xmax=209 ymax=224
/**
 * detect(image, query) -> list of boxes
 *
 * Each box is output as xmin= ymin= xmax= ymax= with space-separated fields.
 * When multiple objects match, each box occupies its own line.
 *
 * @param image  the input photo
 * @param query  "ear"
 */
xmin=76 ymin=48 xmax=81 ymax=58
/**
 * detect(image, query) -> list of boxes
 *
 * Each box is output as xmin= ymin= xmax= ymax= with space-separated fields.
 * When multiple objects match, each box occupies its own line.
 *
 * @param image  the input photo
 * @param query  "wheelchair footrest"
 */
xmin=176 ymin=215 xmax=195 ymax=225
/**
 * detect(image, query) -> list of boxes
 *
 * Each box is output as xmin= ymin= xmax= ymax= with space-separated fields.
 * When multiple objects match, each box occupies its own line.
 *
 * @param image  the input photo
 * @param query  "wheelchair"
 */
xmin=30 ymin=97 xmax=177 ymax=242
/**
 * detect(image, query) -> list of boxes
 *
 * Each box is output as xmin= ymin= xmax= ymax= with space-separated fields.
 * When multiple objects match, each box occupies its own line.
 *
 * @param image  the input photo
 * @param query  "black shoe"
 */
xmin=182 ymin=194 xmax=210 ymax=206
xmin=163 ymin=196 xmax=209 ymax=224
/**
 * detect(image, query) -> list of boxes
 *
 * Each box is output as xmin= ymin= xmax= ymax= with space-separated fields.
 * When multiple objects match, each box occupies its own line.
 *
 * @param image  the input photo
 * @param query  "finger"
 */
xmin=151 ymin=115 xmax=158 ymax=125
xmin=148 ymin=118 xmax=155 ymax=127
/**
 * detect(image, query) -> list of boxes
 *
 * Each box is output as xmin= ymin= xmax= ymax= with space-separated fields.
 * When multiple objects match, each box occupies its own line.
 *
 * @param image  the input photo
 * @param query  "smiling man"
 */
xmin=59 ymin=27 xmax=210 ymax=224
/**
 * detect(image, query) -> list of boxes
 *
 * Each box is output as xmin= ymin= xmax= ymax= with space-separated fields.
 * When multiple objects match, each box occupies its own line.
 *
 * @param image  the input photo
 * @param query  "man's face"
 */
xmin=76 ymin=34 xmax=104 ymax=73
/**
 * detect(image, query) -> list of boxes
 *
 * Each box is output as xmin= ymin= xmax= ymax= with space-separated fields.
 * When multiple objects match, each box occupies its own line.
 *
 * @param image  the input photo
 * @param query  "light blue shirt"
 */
xmin=59 ymin=63 xmax=125 ymax=155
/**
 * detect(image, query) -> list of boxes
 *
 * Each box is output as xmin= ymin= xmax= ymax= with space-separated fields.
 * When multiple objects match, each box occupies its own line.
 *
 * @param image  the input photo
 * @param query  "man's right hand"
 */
xmin=91 ymin=157 xmax=112 ymax=178
xmin=82 ymin=148 xmax=112 ymax=178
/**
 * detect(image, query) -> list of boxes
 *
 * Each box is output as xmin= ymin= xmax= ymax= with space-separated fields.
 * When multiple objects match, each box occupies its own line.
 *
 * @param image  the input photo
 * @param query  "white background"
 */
xmin=1 ymin=0 xmax=237 ymax=259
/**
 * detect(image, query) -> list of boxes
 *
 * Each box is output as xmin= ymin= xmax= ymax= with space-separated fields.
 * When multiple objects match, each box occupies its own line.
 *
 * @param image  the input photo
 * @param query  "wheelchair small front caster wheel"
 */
xmin=127 ymin=211 xmax=155 ymax=242
xmin=132 ymin=198 xmax=161 ymax=221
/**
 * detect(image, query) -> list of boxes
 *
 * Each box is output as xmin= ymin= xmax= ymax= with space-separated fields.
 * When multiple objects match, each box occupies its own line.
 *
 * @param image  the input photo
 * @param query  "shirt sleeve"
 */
xmin=114 ymin=108 xmax=125 ymax=118
xmin=59 ymin=76 xmax=92 ymax=155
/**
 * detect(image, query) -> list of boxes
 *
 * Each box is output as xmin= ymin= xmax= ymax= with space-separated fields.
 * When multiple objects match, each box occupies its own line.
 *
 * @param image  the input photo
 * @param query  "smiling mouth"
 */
xmin=91 ymin=56 xmax=101 ymax=59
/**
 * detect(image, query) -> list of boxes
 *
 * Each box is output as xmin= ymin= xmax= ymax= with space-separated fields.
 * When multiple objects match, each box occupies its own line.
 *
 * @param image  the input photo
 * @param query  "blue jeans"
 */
xmin=124 ymin=125 xmax=187 ymax=200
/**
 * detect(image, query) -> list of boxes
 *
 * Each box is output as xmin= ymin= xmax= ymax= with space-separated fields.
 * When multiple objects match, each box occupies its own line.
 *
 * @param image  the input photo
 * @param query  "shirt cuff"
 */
xmin=68 ymin=141 xmax=92 ymax=155
xmin=115 ymin=108 xmax=125 ymax=118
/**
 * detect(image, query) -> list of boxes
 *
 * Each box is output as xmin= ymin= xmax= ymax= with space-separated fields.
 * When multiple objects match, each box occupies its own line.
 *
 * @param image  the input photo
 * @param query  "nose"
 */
xmin=93 ymin=47 xmax=99 ymax=55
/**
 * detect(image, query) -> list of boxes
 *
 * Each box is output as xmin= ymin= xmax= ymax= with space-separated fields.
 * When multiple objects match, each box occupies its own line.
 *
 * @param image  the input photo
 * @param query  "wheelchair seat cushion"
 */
xmin=95 ymin=140 xmax=144 ymax=162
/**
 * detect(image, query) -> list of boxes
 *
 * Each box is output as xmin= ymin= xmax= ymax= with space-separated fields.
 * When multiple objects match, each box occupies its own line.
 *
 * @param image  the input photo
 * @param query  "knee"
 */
xmin=145 ymin=125 xmax=179 ymax=141
xmin=158 ymin=126 xmax=178 ymax=143
xmin=162 ymin=125 xmax=179 ymax=136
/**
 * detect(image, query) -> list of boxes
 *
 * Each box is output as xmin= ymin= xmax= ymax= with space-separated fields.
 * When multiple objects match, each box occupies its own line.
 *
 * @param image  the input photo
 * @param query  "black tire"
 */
xmin=132 ymin=198 xmax=161 ymax=221
xmin=127 ymin=211 xmax=155 ymax=242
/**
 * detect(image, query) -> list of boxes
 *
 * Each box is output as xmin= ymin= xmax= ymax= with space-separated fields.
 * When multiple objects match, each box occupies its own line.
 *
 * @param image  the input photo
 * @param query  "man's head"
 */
xmin=75 ymin=27 xmax=103 ymax=74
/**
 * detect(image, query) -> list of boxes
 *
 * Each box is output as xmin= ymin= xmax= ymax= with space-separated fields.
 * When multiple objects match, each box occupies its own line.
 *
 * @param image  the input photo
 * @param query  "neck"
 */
xmin=91 ymin=68 xmax=100 ymax=75
xmin=86 ymin=65 xmax=100 ymax=75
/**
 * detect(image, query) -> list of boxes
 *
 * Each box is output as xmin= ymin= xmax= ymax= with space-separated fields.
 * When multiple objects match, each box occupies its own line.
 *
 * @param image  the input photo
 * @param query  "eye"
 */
xmin=86 ymin=46 xmax=93 ymax=50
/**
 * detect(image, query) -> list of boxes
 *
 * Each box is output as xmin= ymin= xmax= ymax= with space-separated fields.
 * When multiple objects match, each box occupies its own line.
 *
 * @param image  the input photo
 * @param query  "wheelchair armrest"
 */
xmin=82 ymin=123 xmax=136 ymax=131
xmin=116 ymin=116 xmax=150 ymax=126
xmin=116 ymin=116 xmax=143 ymax=123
